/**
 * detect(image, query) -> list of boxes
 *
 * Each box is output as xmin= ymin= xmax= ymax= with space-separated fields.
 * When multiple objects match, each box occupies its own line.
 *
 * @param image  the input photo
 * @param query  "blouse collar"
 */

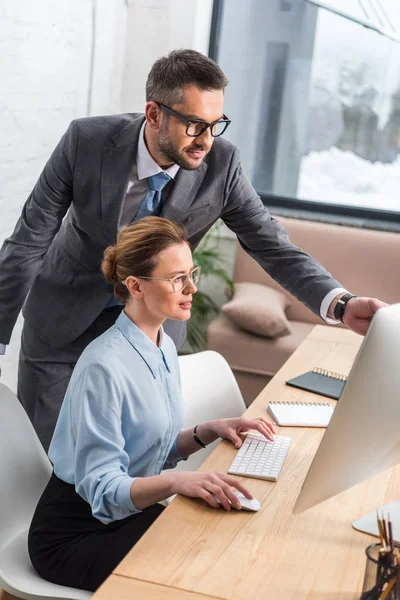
xmin=115 ymin=311 xmax=171 ymax=378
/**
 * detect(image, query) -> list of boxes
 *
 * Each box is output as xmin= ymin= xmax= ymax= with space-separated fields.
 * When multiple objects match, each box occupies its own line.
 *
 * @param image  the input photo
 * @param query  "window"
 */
xmin=211 ymin=0 xmax=400 ymax=221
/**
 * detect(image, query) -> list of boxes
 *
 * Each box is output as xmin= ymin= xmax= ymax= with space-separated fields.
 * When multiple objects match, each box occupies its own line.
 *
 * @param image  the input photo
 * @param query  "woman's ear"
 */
xmin=124 ymin=276 xmax=143 ymax=299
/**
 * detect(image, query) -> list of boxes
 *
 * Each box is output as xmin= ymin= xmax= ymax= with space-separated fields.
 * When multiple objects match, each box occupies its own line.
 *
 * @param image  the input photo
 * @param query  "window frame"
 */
xmin=209 ymin=0 xmax=400 ymax=233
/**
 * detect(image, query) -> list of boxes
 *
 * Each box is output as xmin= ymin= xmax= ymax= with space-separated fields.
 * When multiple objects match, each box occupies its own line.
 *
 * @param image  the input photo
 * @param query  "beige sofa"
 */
xmin=207 ymin=216 xmax=400 ymax=405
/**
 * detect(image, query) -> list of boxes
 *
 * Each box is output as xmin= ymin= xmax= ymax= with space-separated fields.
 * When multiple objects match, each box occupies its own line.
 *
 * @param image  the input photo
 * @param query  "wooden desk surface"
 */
xmin=102 ymin=325 xmax=400 ymax=599
xmin=94 ymin=575 xmax=222 ymax=600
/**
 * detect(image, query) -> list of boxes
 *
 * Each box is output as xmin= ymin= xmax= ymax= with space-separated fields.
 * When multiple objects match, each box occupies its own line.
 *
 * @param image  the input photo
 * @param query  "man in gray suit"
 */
xmin=0 ymin=49 xmax=385 ymax=451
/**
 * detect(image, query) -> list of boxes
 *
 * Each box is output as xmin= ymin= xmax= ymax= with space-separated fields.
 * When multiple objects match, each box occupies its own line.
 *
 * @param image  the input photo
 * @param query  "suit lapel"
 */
xmin=101 ymin=114 xmax=209 ymax=240
xmin=163 ymin=161 xmax=208 ymax=223
xmin=101 ymin=116 xmax=145 ymax=242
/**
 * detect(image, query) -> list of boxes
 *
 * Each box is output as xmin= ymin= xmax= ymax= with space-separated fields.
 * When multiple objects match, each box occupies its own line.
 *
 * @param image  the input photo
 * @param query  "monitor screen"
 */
xmin=293 ymin=303 xmax=400 ymax=514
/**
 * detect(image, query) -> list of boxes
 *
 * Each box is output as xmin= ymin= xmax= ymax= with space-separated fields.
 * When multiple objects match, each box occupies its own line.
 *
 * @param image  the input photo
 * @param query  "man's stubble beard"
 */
xmin=157 ymin=123 xmax=208 ymax=171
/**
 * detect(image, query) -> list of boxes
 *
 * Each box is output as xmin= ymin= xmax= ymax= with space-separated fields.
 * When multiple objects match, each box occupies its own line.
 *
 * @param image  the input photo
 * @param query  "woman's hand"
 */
xmin=172 ymin=470 xmax=252 ymax=510
xmin=176 ymin=417 xmax=276 ymax=463
xmin=204 ymin=416 xmax=276 ymax=448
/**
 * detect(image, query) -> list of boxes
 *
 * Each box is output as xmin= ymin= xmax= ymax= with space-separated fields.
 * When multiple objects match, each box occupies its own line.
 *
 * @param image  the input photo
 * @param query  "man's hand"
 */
xmin=342 ymin=296 xmax=388 ymax=335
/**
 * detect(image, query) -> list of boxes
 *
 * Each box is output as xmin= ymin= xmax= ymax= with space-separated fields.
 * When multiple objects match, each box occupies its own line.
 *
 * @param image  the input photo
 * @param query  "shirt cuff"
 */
xmin=114 ymin=475 xmax=141 ymax=513
xmin=320 ymin=288 xmax=348 ymax=324
xmin=0 ymin=344 xmax=6 ymax=355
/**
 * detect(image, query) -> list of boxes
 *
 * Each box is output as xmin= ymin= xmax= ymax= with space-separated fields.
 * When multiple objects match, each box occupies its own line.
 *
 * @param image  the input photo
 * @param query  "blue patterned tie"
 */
xmin=134 ymin=172 xmax=171 ymax=221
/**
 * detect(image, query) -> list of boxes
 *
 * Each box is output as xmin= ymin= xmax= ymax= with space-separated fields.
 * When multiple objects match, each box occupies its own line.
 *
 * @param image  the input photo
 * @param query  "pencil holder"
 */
xmin=361 ymin=543 xmax=400 ymax=600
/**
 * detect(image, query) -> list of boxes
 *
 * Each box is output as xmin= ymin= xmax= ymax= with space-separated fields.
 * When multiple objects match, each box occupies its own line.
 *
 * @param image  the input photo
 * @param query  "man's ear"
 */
xmin=124 ymin=276 xmax=143 ymax=299
xmin=145 ymin=101 xmax=162 ymax=130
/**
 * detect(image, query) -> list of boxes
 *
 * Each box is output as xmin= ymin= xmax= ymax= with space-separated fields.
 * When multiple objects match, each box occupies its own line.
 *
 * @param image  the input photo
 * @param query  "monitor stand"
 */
xmin=352 ymin=502 xmax=400 ymax=542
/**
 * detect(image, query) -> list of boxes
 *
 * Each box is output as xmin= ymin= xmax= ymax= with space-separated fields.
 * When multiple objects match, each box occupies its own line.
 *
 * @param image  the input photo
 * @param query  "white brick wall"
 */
xmin=1 ymin=1 xmax=92 ymax=241
xmin=1 ymin=0 xmax=92 ymax=391
xmin=0 ymin=0 xmax=212 ymax=392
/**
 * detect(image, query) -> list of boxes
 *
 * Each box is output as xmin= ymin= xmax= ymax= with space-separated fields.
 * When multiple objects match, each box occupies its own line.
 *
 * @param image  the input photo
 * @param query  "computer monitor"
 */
xmin=293 ymin=302 xmax=400 ymax=514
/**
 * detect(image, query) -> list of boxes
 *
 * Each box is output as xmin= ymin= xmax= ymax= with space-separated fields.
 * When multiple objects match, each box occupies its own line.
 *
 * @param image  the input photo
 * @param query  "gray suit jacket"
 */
xmin=0 ymin=113 xmax=342 ymax=348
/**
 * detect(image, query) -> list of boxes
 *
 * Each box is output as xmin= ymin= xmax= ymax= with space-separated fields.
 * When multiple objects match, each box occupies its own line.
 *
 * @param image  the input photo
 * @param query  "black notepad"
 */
xmin=285 ymin=368 xmax=347 ymax=400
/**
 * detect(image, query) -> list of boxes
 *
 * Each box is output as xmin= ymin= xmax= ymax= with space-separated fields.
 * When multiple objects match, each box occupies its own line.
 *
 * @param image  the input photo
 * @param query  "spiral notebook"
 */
xmin=267 ymin=401 xmax=334 ymax=427
xmin=285 ymin=368 xmax=347 ymax=401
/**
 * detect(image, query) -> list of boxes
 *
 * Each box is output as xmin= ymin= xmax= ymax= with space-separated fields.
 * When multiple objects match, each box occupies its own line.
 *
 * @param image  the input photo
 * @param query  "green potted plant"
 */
xmin=185 ymin=222 xmax=233 ymax=353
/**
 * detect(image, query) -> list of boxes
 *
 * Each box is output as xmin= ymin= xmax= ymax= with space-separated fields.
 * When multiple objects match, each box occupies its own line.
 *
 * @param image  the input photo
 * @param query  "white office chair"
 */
xmin=174 ymin=350 xmax=246 ymax=472
xmin=0 ymin=383 xmax=91 ymax=600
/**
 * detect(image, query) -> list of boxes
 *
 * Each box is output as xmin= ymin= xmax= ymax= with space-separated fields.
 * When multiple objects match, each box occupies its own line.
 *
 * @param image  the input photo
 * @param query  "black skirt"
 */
xmin=28 ymin=472 xmax=164 ymax=592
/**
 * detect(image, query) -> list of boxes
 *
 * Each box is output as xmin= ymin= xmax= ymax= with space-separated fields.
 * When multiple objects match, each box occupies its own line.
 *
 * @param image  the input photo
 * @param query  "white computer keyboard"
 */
xmin=227 ymin=432 xmax=291 ymax=481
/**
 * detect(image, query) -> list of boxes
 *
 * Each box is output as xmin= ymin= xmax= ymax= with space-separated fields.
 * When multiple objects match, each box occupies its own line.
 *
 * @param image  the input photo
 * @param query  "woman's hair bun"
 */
xmin=101 ymin=245 xmax=119 ymax=285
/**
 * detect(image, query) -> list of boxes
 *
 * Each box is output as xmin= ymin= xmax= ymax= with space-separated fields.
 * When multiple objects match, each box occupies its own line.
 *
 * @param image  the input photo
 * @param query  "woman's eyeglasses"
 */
xmin=123 ymin=266 xmax=201 ymax=292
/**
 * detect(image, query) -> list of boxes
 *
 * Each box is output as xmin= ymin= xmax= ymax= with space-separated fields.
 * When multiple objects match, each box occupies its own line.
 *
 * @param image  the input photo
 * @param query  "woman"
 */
xmin=28 ymin=217 xmax=275 ymax=592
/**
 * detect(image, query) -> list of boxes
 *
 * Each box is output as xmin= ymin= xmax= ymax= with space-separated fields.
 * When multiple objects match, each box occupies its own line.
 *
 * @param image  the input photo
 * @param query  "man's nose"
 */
xmin=196 ymin=126 xmax=213 ymax=145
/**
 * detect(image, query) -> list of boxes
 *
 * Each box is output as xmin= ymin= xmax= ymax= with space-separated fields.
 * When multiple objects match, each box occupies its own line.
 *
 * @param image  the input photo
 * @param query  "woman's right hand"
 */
xmin=172 ymin=470 xmax=252 ymax=511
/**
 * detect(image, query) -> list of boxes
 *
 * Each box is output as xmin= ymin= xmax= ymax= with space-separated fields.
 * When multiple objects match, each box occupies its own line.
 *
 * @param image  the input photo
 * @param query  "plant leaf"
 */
xmin=186 ymin=224 xmax=233 ymax=352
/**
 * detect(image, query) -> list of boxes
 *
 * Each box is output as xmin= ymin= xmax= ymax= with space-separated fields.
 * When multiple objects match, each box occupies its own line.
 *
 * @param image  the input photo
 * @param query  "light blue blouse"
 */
xmin=48 ymin=311 xmax=185 ymax=524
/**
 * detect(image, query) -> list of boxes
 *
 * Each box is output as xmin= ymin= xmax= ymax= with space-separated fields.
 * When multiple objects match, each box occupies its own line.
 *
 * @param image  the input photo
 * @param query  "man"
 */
xmin=0 ymin=49 xmax=385 ymax=451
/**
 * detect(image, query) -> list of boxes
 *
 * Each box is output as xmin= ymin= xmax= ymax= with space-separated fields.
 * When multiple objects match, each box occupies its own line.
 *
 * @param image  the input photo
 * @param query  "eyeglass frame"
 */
xmin=123 ymin=266 xmax=201 ymax=292
xmin=156 ymin=102 xmax=231 ymax=138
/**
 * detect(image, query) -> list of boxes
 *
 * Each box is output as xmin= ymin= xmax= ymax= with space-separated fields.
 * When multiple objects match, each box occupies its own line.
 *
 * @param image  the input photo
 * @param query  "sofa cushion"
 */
xmin=221 ymin=282 xmax=292 ymax=338
xmin=207 ymin=313 xmax=314 ymax=376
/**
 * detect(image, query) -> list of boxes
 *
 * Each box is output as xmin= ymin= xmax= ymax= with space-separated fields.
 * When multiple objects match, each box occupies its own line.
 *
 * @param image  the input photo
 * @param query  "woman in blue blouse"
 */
xmin=28 ymin=217 xmax=275 ymax=591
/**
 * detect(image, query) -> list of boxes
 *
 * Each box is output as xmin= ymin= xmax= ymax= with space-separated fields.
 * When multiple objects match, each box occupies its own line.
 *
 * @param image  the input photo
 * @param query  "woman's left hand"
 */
xmin=207 ymin=417 xmax=276 ymax=448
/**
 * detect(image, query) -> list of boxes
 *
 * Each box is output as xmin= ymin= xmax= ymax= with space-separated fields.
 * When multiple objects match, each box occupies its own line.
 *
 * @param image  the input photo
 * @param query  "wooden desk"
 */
xmin=95 ymin=325 xmax=400 ymax=599
xmin=94 ymin=575 xmax=222 ymax=600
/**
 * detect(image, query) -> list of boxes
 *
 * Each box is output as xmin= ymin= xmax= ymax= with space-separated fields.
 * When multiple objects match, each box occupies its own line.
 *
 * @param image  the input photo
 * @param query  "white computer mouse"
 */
xmin=233 ymin=492 xmax=261 ymax=511
xmin=212 ymin=492 xmax=261 ymax=512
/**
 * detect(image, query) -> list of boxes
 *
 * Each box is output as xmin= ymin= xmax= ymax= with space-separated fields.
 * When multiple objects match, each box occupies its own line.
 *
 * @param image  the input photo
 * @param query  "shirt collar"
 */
xmin=137 ymin=122 xmax=180 ymax=181
xmin=115 ymin=311 xmax=171 ymax=378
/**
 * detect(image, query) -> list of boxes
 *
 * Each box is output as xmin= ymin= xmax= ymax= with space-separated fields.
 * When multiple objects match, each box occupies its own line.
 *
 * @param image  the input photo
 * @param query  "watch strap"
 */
xmin=193 ymin=424 xmax=207 ymax=449
xmin=333 ymin=293 xmax=357 ymax=323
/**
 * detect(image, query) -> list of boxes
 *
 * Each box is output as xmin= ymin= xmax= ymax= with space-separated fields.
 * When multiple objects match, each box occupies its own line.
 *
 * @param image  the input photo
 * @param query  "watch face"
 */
xmin=334 ymin=302 xmax=345 ymax=321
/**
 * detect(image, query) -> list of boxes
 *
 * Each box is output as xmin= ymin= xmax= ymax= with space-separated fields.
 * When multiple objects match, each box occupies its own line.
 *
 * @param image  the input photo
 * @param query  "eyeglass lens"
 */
xmin=186 ymin=120 xmax=228 ymax=137
xmin=173 ymin=268 xmax=201 ymax=291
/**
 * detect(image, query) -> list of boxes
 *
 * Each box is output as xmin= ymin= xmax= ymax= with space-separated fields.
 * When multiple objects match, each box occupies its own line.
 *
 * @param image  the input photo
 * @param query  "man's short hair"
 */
xmin=146 ymin=48 xmax=228 ymax=106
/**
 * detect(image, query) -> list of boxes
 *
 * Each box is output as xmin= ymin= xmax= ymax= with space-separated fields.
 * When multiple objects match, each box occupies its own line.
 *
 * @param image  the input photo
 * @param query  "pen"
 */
xmin=377 ymin=511 xmax=386 ymax=550
xmin=388 ymin=516 xmax=394 ymax=558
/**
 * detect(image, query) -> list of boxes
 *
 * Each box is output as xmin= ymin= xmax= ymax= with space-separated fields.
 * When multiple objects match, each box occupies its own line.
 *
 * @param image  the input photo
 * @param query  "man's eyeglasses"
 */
xmin=124 ymin=266 xmax=201 ymax=293
xmin=157 ymin=103 xmax=231 ymax=138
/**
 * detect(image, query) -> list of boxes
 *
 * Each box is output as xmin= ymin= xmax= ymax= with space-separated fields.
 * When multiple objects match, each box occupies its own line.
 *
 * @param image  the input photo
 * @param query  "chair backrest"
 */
xmin=176 ymin=351 xmax=246 ymax=471
xmin=0 ymin=384 xmax=52 ymax=552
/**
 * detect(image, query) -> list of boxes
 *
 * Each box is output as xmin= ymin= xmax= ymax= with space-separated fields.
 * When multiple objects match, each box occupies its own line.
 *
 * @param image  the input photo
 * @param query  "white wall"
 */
xmin=1 ymin=0 xmax=93 ymax=392
xmin=0 ymin=0 xmax=213 ymax=392
xmin=1 ymin=0 xmax=92 ymax=242
xmin=120 ymin=0 xmax=213 ymax=112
